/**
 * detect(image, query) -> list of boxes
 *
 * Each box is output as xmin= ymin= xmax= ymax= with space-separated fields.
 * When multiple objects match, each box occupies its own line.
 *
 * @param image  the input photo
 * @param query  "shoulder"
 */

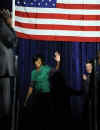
xmin=43 ymin=65 xmax=51 ymax=71
xmin=31 ymin=69 xmax=36 ymax=75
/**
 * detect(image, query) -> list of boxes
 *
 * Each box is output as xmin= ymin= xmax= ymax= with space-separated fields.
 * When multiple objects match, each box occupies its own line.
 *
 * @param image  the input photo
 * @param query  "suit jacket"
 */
xmin=82 ymin=73 xmax=94 ymax=103
xmin=0 ymin=18 xmax=17 ymax=77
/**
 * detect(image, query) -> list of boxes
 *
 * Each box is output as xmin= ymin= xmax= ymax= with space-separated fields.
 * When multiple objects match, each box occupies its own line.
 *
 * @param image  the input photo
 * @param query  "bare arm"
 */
xmin=56 ymin=61 xmax=60 ymax=70
xmin=24 ymin=86 xmax=33 ymax=106
xmin=54 ymin=51 xmax=61 ymax=70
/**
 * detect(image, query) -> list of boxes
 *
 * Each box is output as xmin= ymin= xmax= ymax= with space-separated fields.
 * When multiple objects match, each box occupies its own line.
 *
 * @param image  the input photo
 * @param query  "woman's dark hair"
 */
xmin=32 ymin=54 xmax=45 ymax=65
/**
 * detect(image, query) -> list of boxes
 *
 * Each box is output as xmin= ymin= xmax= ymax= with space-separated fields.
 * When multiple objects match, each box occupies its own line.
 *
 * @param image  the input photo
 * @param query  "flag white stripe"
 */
xmin=15 ymin=26 xmax=100 ymax=37
xmin=15 ymin=6 xmax=100 ymax=15
xmin=57 ymin=0 xmax=100 ymax=4
xmin=15 ymin=16 xmax=100 ymax=26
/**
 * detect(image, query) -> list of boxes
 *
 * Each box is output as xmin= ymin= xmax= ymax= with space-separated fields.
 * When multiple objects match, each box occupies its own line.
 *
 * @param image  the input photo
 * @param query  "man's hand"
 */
xmin=83 ymin=74 xmax=87 ymax=80
xmin=54 ymin=51 xmax=60 ymax=62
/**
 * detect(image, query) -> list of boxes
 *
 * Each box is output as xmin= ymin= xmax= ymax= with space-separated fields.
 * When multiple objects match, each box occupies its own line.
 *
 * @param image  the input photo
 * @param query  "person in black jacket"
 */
xmin=94 ymin=51 xmax=100 ymax=130
xmin=82 ymin=60 xmax=95 ymax=130
xmin=0 ymin=9 xmax=17 ymax=129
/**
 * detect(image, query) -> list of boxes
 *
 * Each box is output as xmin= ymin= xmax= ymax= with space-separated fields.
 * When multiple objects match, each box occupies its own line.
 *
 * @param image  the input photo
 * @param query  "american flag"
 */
xmin=15 ymin=0 xmax=100 ymax=42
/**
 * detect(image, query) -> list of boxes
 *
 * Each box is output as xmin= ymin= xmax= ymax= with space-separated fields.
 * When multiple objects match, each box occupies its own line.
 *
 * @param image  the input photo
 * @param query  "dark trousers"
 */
xmin=32 ymin=93 xmax=53 ymax=130
xmin=20 ymin=92 xmax=54 ymax=130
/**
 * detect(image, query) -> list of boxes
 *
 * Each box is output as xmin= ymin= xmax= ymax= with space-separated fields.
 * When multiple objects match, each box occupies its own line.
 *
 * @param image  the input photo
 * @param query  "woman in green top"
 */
xmin=25 ymin=51 xmax=60 ymax=103
xmin=24 ymin=51 xmax=60 ymax=130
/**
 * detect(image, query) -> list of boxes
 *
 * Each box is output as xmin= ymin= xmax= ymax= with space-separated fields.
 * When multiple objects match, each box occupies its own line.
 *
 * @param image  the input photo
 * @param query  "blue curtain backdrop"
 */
xmin=17 ymin=38 xmax=100 ymax=120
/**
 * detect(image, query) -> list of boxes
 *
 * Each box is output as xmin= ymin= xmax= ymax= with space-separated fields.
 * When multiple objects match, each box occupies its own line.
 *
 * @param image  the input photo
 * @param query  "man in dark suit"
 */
xmin=94 ymin=51 xmax=100 ymax=130
xmin=0 ymin=9 xmax=17 ymax=129
xmin=82 ymin=60 xmax=95 ymax=130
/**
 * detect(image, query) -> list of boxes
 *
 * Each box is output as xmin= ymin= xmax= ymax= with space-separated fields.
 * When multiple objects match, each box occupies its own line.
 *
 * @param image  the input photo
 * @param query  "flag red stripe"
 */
xmin=15 ymin=11 xmax=100 ymax=21
xmin=56 ymin=3 xmax=100 ymax=10
xmin=15 ymin=21 xmax=100 ymax=31
xmin=16 ymin=32 xmax=99 ymax=42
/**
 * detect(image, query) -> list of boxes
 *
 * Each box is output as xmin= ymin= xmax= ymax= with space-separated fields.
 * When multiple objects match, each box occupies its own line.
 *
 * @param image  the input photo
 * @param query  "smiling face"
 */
xmin=35 ymin=58 xmax=43 ymax=69
xmin=86 ymin=63 xmax=93 ymax=74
